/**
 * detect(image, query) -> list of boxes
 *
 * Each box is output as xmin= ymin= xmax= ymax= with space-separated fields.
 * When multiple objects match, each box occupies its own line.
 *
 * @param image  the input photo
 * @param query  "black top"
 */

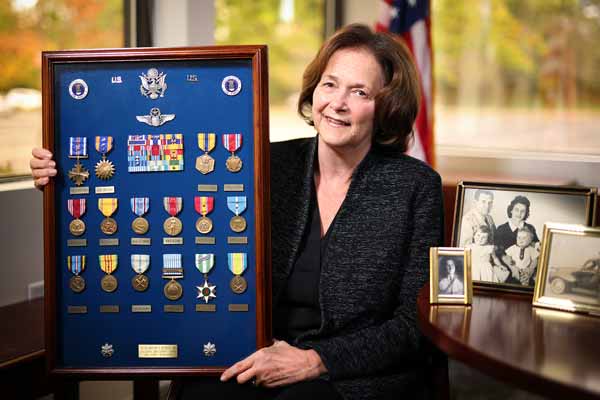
xmin=274 ymin=187 xmax=332 ymax=341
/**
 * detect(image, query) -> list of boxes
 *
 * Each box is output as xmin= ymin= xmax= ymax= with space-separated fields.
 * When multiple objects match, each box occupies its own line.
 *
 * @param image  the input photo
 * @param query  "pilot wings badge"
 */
xmin=136 ymin=107 xmax=175 ymax=127
xmin=139 ymin=68 xmax=167 ymax=99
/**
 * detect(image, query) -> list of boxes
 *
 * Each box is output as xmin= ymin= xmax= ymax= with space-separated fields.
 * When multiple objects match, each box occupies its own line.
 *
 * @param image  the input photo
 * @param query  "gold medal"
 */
xmin=229 ymin=215 xmax=247 ymax=233
xmin=95 ymin=159 xmax=115 ymax=180
xmin=69 ymin=218 xmax=86 ymax=236
xmin=164 ymin=279 xmax=183 ymax=300
xmin=69 ymin=275 xmax=86 ymax=293
xmin=68 ymin=161 xmax=90 ymax=186
xmin=131 ymin=217 xmax=149 ymax=235
xmin=195 ymin=154 xmax=215 ymax=174
xmin=230 ymin=275 xmax=247 ymax=294
xmin=196 ymin=216 xmax=213 ymax=234
xmin=132 ymin=274 xmax=149 ymax=292
xmin=101 ymin=274 xmax=118 ymax=292
xmin=163 ymin=216 xmax=183 ymax=236
xmin=225 ymin=155 xmax=242 ymax=173
xmin=101 ymin=217 xmax=118 ymax=235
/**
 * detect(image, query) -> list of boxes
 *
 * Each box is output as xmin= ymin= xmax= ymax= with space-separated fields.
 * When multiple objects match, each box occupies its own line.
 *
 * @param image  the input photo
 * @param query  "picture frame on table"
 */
xmin=452 ymin=181 xmax=597 ymax=294
xmin=430 ymin=247 xmax=472 ymax=305
xmin=533 ymin=223 xmax=600 ymax=316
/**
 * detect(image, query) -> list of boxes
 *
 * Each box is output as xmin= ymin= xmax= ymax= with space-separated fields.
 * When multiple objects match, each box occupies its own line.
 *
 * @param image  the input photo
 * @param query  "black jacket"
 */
xmin=270 ymin=137 xmax=444 ymax=400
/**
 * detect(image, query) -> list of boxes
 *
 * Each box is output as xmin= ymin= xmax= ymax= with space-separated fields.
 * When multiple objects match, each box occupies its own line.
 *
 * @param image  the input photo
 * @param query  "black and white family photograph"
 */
xmin=454 ymin=183 xmax=596 ymax=291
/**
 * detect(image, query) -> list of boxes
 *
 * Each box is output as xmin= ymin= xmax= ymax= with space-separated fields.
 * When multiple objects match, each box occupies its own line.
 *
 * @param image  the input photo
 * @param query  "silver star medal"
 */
xmin=136 ymin=107 xmax=175 ymax=127
xmin=140 ymin=68 xmax=167 ymax=99
xmin=101 ymin=343 xmax=114 ymax=358
xmin=196 ymin=280 xmax=217 ymax=303
xmin=203 ymin=342 xmax=216 ymax=357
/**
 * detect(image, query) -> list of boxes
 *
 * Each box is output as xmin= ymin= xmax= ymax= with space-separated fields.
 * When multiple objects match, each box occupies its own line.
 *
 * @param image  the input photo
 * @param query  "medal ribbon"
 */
xmin=67 ymin=199 xmax=86 ymax=218
xmin=195 ymin=254 xmax=215 ymax=274
xmin=227 ymin=196 xmax=247 ymax=216
xmin=222 ymin=133 xmax=242 ymax=152
xmin=131 ymin=254 xmax=150 ymax=274
xmin=163 ymin=254 xmax=183 ymax=278
xmin=95 ymin=136 xmax=113 ymax=155
xmin=67 ymin=255 xmax=86 ymax=275
xmin=130 ymin=197 xmax=150 ymax=217
xmin=99 ymin=254 xmax=118 ymax=274
xmin=228 ymin=253 xmax=247 ymax=275
xmin=194 ymin=196 xmax=214 ymax=216
xmin=197 ymin=133 xmax=216 ymax=153
xmin=98 ymin=198 xmax=118 ymax=217
xmin=163 ymin=197 xmax=182 ymax=217
xmin=69 ymin=137 xmax=87 ymax=158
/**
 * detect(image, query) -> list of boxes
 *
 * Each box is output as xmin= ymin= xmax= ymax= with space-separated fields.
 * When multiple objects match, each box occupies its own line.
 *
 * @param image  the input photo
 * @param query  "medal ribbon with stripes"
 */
xmin=98 ymin=198 xmax=118 ymax=218
xmin=194 ymin=196 xmax=214 ymax=217
xmin=131 ymin=254 xmax=150 ymax=275
xmin=195 ymin=254 xmax=215 ymax=276
xmin=130 ymin=197 xmax=149 ymax=217
xmin=163 ymin=197 xmax=182 ymax=217
xmin=95 ymin=136 xmax=114 ymax=159
xmin=227 ymin=196 xmax=246 ymax=217
xmin=162 ymin=254 xmax=183 ymax=279
xmin=222 ymin=133 xmax=242 ymax=153
xmin=99 ymin=254 xmax=118 ymax=275
xmin=67 ymin=255 xmax=86 ymax=276
xmin=198 ymin=133 xmax=216 ymax=154
xmin=67 ymin=199 xmax=86 ymax=219
xmin=228 ymin=253 xmax=247 ymax=276
xmin=69 ymin=137 xmax=88 ymax=159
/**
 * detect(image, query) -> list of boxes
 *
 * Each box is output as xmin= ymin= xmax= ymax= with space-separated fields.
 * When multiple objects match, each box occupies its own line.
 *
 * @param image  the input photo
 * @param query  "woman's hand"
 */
xmin=30 ymin=148 xmax=56 ymax=189
xmin=220 ymin=340 xmax=327 ymax=388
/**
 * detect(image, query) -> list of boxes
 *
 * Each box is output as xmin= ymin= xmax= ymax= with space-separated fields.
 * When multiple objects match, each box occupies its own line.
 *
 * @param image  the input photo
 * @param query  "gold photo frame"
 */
xmin=430 ymin=247 xmax=473 ymax=305
xmin=533 ymin=223 xmax=600 ymax=316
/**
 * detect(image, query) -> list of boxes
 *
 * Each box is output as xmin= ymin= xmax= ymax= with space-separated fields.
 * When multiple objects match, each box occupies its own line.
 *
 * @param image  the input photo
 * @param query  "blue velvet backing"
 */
xmin=53 ymin=60 xmax=257 ymax=368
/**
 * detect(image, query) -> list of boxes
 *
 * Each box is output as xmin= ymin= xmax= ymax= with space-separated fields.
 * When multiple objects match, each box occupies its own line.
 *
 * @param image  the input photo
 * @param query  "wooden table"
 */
xmin=417 ymin=284 xmax=600 ymax=400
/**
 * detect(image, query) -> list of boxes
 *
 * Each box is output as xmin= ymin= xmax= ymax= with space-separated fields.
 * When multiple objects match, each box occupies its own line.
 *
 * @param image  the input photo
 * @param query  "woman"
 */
xmin=31 ymin=24 xmax=443 ymax=400
xmin=495 ymin=195 xmax=539 ymax=252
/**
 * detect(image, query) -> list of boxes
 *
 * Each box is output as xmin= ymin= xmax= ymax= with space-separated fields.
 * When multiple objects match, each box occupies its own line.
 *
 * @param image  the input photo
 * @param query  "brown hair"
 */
xmin=298 ymin=23 xmax=421 ymax=152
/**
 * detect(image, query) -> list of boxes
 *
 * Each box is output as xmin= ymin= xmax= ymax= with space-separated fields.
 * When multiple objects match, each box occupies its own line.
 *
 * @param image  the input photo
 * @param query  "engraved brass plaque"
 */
xmin=132 ymin=304 xmax=152 ymax=313
xmin=95 ymin=186 xmax=115 ymax=194
xmin=163 ymin=237 xmax=184 ymax=245
xmin=228 ymin=304 xmax=249 ymax=312
xmin=67 ymin=239 xmax=87 ymax=247
xmin=164 ymin=304 xmax=184 ymax=313
xmin=99 ymin=238 xmax=119 ymax=246
xmin=227 ymin=236 xmax=248 ymax=244
xmin=131 ymin=237 xmax=152 ymax=245
xmin=138 ymin=344 xmax=178 ymax=358
xmin=69 ymin=187 xmax=90 ymax=195
xmin=67 ymin=305 xmax=88 ymax=314
xmin=100 ymin=305 xmax=120 ymax=313
xmin=195 ymin=236 xmax=216 ymax=245
xmin=196 ymin=304 xmax=216 ymax=312
xmin=197 ymin=184 xmax=218 ymax=192
xmin=223 ymin=184 xmax=244 ymax=192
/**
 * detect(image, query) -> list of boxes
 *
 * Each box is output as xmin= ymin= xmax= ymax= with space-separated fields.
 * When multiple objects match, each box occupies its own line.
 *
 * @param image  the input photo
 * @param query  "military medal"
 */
xmin=67 ymin=255 xmax=86 ymax=293
xmin=67 ymin=199 xmax=87 ymax=236
xmin=228 ymin=252 xmax=248 ymax=294
xmin=98 ymin=198 xmax=118 ymax=235
xmin=195 ymin=253 xmax=216 ymax=303
xmin=130 ymin=197 xmax=150 ymax=234
xmin=227 ymin=196 xmax=247 ymax=233
xmin=194 ymin=196 xmax=214 ymax=234
xmin=94 ymin=136 xmax=115 ymax=180
xmin=195 ymin=133 xmax=216 ymax=174
xmin=67 ymin=137 xmax=89 ymax=186
xmin=222 ymin=133 xmax=243 ymax=172
xmin=131 ymin=254 xmax=150 ymax=292
xmin=163 ymin=197 xmax=183 ymax=236
xmin=163 ymin=254 xmax=183 ymax=301
xmin=99 ymin=254 xmax=118 ymax=292
xmin=139 ymin=68 xmax=167 ymax=99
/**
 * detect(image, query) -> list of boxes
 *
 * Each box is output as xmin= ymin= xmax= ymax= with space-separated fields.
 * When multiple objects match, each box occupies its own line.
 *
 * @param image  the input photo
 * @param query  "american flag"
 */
xmin=376 ymin=0 xmax=434 ymax=165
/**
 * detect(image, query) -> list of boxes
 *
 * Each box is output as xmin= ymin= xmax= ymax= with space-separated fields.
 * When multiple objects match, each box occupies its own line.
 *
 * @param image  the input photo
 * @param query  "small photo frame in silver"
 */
xmin=533 ymin=223 xmax=600 ymax=316
xmin=430 ymin=247 xmax=473 ymax=305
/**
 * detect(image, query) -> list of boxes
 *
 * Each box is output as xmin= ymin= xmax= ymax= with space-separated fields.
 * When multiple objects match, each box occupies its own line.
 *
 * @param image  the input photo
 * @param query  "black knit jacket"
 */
xmin=270 ymin=137 xmax=444 ymax=400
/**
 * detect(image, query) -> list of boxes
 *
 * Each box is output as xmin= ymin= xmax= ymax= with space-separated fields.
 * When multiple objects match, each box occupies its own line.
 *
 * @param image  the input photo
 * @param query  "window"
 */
xmin=433 ymin=1 xmax=600 ymax=166
xmin=0 ymin=0 xmax=123 ymax=178
xmin=215 ymin=0 xmax=325 ymax=143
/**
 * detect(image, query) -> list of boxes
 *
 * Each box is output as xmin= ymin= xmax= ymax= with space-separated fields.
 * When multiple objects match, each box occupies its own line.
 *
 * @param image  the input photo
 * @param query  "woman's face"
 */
xmin=312 ymin=47 xmax=385 ymax=153
xmin=511 ymin=203 xmax=527 ymax=223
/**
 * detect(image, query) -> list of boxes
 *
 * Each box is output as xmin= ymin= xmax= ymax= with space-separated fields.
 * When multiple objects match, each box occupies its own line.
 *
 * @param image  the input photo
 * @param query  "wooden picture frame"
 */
xmin=42 ymin=46 xmax=271 ymax=376
xmin=533 ymin=223 xmax=600 ymax=317
xmin=430 ymin=247 xmax=473 ymax=305
xmin=452 ymin=181 xmax=597 ymax=294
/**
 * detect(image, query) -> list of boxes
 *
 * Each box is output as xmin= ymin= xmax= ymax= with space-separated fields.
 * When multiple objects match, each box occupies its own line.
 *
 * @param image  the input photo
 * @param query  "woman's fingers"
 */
xmin=30 ymin=157 xmax=55 ymax=170
xmin=31 ymin=167 xmax=57 ymax=179
xmin=32 ymin=147 xmax=53 ymax=159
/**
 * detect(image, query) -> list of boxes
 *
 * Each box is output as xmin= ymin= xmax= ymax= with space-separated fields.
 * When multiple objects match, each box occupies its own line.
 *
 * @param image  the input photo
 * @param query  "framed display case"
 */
xmin=42 ymin=46 xmax=271 ymax=376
